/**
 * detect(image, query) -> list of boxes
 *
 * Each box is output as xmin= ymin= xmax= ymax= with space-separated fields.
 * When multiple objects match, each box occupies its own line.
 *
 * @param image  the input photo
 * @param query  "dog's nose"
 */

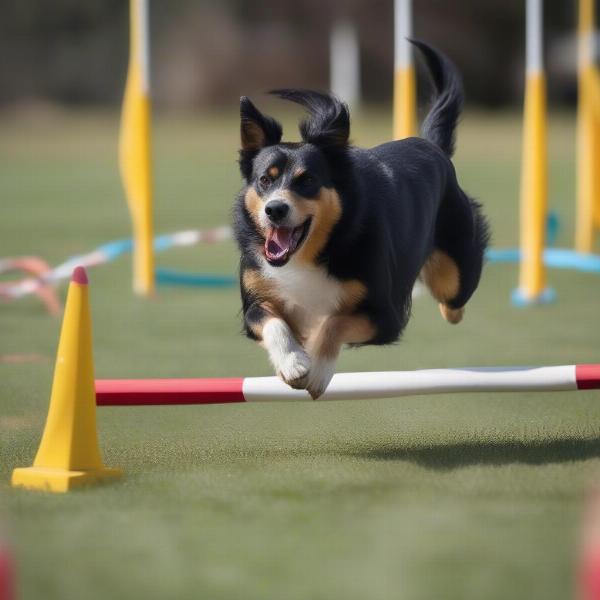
xmin=264 ymin=200 xmax=289 ymax=223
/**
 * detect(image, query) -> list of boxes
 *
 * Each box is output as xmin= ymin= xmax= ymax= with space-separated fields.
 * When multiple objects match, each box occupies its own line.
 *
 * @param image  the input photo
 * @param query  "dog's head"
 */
xmin=238 ymin=90 xmax=350 ymax=267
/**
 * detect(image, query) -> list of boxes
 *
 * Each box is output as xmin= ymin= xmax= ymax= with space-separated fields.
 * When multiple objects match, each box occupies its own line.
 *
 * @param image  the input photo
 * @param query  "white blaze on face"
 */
xmin=260 ymin=191 xmax=306 ymax=230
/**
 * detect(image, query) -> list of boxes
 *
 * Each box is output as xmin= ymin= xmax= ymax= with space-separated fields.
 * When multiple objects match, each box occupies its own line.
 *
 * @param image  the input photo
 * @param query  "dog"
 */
xmin=232 ymin=40 xmax=489 ymax=399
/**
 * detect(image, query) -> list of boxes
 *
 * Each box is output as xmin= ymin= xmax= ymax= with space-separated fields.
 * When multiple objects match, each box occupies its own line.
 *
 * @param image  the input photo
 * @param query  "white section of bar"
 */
xmin=394 ymin=0 xmax=412 ymax=69
xmin=526 ymin=0 xmax=544 ymax=74
xmin=138 ymin=0 xmax=150 ymax=94
xmin=330 ymin=19 xmax=361 ymax=108
xmin=242 ymin=365 xmax=577 ymax=402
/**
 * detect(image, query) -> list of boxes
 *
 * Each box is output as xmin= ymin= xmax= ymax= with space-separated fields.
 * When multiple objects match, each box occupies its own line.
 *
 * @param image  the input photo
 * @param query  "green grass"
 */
xmin=1 ymin=106 xmax=599 ymax=600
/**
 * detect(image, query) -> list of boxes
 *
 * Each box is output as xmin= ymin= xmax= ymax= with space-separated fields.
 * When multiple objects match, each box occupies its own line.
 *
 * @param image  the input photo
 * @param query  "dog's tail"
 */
xmin=410 ymin=39 xmax=464 ymax=158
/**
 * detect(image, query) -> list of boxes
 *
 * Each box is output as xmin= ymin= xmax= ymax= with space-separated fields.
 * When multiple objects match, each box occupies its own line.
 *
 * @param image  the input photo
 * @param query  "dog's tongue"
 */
xmin=266 ymin=227 xmax=293 ymax=260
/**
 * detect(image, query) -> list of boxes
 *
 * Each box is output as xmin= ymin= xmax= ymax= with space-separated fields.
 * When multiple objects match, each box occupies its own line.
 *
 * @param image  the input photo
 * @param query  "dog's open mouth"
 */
xmin=264 ymin=218 xmax=312 ymax=266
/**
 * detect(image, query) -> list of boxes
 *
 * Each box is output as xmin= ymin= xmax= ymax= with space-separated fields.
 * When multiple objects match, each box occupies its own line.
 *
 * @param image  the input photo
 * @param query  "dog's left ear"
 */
xmin=240 ymin=96 xmax=282 ymax=153
xmin=270 ymin=89 xmax=350 ymax=151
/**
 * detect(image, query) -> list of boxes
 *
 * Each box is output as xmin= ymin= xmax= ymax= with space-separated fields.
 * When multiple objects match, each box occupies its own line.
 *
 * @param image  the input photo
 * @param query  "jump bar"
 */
xmin=96 ymin=364 xmax=600 ymax=406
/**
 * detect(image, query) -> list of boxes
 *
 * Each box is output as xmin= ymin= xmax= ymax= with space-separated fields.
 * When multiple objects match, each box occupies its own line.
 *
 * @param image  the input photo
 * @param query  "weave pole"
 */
xmin=576 ymin=0 xmax=600 ymax=254
xmin=393 ymin=0 xmax=416 ymax=139
xmin=96 ymin=365 xmax=600 ymax=406
xmin=513 ymin=0 xmax=553 ymax=306
xmin=119 ymin=0 xmax=155 ymax=296
xmin=330 ymin=19 xmax=361 ymax=110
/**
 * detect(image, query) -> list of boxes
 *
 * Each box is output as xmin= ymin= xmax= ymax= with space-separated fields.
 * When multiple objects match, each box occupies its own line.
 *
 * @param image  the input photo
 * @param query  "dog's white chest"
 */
xmin=262 ymin=261 xmax=343 ymax=325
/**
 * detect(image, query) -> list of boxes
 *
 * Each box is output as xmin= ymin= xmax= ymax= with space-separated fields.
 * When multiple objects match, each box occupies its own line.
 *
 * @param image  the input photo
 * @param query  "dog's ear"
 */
xmin=239 ymin=96 xmax=282 ymax=180
xmin=240 ymin=96 xmax=282 ymax=152
xmin=270 ymin=89 xmax=350 ymax=151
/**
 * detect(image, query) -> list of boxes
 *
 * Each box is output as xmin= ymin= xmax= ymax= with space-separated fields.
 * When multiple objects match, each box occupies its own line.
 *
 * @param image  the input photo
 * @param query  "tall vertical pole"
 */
xmin=330 ymin=19 xmax=361 ymax=110
xmin=393 ymin=0 xmax=416 ymax=139
xmin=575 ymin=0 xmax=598 ymax=253
xmin=119 ymin=0 xmax=155 ymax=296
xmin=513 ymin=0 xmax=553 ymax=306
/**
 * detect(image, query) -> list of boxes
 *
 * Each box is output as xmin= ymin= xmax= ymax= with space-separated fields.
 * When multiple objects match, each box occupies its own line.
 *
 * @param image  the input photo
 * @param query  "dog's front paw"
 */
xmin=306 ymin=358 xmax=336 ymax=400
xmin=277 ymin=350 xmax=311 ymax=389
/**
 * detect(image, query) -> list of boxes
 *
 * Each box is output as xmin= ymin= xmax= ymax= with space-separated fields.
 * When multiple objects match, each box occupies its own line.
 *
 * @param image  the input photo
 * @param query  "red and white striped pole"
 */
xmin=96 ymin=364 xmax=600 ymax=406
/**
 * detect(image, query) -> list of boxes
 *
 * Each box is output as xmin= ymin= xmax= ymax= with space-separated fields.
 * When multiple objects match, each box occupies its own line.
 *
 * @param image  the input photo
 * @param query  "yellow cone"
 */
xmin=12 ymin=267 xmax=121 ymax=492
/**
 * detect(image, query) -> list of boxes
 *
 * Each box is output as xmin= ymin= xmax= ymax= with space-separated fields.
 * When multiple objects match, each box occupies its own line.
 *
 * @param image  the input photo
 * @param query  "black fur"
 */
xmin=412 ymin=39 xmax=463 ymax=157
xmin=233 ymin=41 xmax=489 ymax=346
xmin=270 ymin=88 xmax=350 ymax=150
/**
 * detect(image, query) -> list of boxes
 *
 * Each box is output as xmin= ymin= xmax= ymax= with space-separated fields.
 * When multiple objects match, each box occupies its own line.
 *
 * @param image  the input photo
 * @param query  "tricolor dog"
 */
xmin=233 ymin=41 xmax=489 ymax=399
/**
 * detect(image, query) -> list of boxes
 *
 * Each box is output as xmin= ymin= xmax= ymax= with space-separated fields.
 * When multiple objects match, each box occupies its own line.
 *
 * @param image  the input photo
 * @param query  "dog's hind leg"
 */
xmin=423 ymin=184 xmax=489 ymax=323
xmin=421 ymin=250 xmax=465 ymax=323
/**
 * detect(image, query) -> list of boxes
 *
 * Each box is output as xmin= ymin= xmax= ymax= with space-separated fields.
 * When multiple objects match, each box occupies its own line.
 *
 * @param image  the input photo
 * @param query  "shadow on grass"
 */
xmin=357 ymin=437 xmax=600 ymax=470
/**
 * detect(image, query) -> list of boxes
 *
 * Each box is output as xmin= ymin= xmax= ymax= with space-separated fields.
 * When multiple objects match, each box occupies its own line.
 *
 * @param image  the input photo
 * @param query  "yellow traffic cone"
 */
xmin=12 ymin=266 xmax=121 ymax=492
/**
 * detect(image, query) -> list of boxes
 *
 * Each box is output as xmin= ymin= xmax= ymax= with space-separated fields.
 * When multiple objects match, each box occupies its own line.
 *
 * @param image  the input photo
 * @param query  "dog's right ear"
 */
xmin=240 ymin=96 xmax=282 ymax=151
xmin=239 ymin=97 xmax=282 ymax=180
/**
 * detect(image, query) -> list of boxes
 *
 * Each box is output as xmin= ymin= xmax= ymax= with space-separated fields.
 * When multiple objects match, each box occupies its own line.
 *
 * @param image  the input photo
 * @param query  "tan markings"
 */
xmin=293 ymin=168 xmax=306 ymax=178
xmin=242 ymin=270 xmax=305 ymax=340
xmin=439 ymin=304 xmax=464 ymax=324
xmin=268 ymin=166 xmax=279 ymax=178
xmin=309 ymin=315 xmax=376 ymax=360
xmin=244 ymin=187 xmax=263 ymax=230
xmin=243 ymin=293 xmax=278 ymax=339
xmin=243 ymin=269 xmax=280 ymax=304
xmin=421 ymin=250 xmax=461 ymax=303
xmin=339 ymin=279 xmax=367 ymax=313
xmin=241 ymin=120 xmax=266 ymax=151
xmin=295 ymin=187 xmax=342 ymax=265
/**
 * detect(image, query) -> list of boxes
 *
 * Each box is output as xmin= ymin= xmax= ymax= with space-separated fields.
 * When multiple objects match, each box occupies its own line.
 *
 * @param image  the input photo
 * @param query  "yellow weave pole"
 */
xmin=514 ymin=0 xmax=552 ymax=306
xmin=119 ymin=0 xmax=155 ymax=296
xmin=518 ymin=73 xmax=548 ymax=299
xmin=576 ymin=0 xmax=599 ymax=253
xmin=394 ymin=67 xmax=417 ymax=140
xmin=593 ymin=68 xmax=600 ymax=229
xmin=393 ymin=0 xmax=416 ymax=139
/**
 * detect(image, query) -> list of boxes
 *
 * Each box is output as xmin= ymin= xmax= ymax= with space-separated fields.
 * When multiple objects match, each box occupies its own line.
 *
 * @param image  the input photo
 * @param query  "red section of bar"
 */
xmin=576 ymin=365 xmax=600 ymax=390
xmin=96 ymin=378 xmax=246 ymax=406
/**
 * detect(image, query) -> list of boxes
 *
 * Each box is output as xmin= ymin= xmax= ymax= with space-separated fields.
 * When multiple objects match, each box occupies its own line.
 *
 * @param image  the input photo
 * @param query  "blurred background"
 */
xmin=3 ymin=3 xmax=600 ymax=600
xmin=0 ymin=0 xmax=585 ymax=111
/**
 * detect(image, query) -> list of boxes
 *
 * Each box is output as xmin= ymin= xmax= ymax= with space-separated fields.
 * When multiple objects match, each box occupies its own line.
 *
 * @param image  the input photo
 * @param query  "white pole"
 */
xmin=243 ymin=365 xmax=578 ymax=402
xmin=138 ymin=0 xmax=151 ymax=95
xmin=395 ymin=0 xmax=412 ymax=71
xmin=526 ymin=0 xmax=543 ymax=74
xmin=330 ymin=19 xmax=361 ymax=108
xmin=96 ymin=365 xmax=600 ymax=406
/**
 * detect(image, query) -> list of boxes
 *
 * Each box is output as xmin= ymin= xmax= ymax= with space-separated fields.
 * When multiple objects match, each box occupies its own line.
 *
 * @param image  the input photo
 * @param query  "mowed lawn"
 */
xmin=1 ymin=106 xmax=599 ymax=600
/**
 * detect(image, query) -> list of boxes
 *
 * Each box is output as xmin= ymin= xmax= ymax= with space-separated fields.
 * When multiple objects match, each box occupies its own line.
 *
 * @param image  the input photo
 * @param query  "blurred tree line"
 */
xmin=0 ymin=0 xmax=581 ymax=109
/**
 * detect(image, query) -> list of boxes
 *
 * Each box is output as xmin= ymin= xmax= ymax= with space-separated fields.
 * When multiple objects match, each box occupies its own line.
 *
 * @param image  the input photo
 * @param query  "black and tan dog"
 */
xmin=233 ymin=41 xmax=489 ymax=399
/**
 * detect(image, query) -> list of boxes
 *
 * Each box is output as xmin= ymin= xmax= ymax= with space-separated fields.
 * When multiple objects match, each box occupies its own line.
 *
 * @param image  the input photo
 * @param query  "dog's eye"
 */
xmin=259 ymin=175 xmax=271 ymax=189
xmin=295 ymin=173 xmax=317 ymax=189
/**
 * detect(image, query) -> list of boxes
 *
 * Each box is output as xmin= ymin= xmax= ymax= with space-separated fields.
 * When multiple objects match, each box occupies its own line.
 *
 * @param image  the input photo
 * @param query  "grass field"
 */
xmin=1 ymin=106 xmax=600 ymax=600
